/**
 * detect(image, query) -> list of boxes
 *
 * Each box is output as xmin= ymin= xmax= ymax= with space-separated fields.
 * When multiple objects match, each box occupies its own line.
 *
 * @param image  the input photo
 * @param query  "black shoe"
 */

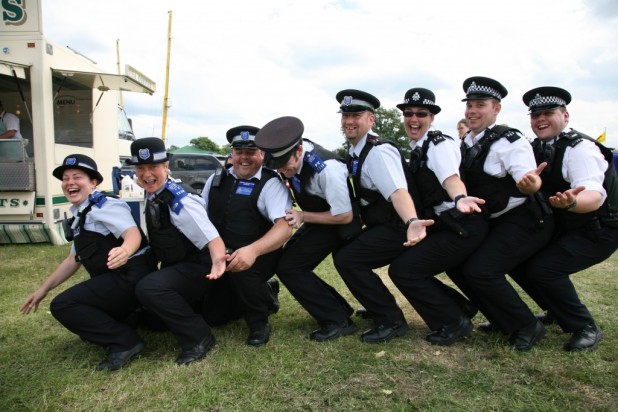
xmin=508 ymin=319 xmax=546 ymax=352
xmin=265 ymin=278 xmax=280 ymax=314
xmin=360 ymin=321 xmax=408 ymax=344
xmin=477 ymin=321 xmax=500 ymax=333
xmin=309 ymin=319 xmax=357 ymax=342
xmin=246 ymin=323 xmax=271 ymax=347
xmin=354 ymin=307 xmax=374 ymax=319
xmin=535 ymin=311 xmax=556 ymax=326
xmin=564 ymin=323 xmax=603 ymax=352
xmin=176 ymin=335 xmax=217 ymax=365
xmin=426 ymin=316 xmax=473 ymax=346
xmin=96 ymin=341 xmax=144 ymax=371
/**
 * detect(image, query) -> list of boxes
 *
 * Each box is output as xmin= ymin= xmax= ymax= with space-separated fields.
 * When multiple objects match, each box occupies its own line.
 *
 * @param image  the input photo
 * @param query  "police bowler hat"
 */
xmin=462 ymin=76 xmax=508 ymax=102
xmin=336 ymin=89 xmax=380 ymax=113
xmin=522 ymin=86 xmax=572 ymax=114
xmin=227 ymin=125 xmax=260 ymax=149
xmin=396 ymin=88 xmax=442 ymax=114
xmin=126 ymin=137 xmax=170 ymax=165
xmin=255 ymin=116 xmax=304 ymax=169
xmin=53 ymin=154 xmax=104 ymax=183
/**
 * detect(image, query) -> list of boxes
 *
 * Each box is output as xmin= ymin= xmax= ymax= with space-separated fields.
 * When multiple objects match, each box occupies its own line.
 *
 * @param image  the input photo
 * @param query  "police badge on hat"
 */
xmin=462 ymin=76 xmax=508 ymax=102
xmin=522 ymin=86 xmax=572 ymax=114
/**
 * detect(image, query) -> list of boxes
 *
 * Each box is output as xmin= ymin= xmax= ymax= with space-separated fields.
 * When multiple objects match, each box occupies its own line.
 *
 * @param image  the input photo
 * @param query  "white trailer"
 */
xmin=0 ymin=0 xmax=155 ymax=244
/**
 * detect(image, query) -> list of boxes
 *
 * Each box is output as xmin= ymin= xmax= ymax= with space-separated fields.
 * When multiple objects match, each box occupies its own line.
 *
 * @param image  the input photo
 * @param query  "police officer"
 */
xmin=255 ymin=116 xmax=359 ymax=341
xmin=454 ymin=77 xmax=554 ymax=351
xmin=387 ymin=88 xmax=489 ymax=346
xmin=202 ymin=126 xmax=293 ymax=347
xmin=510 ymin=87 xmax=618 ymax=351
xmin=21 ymin=154 xmax=156 ymax=371
xmin=131 ymin=138 xmax=228 ymax=366
xmin=331 ymin=89 xmax=434 ymax=344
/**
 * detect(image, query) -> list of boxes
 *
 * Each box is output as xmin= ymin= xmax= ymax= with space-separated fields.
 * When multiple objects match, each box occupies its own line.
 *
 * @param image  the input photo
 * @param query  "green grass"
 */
xmin=1 ymin=244 xmax=617 ymax=411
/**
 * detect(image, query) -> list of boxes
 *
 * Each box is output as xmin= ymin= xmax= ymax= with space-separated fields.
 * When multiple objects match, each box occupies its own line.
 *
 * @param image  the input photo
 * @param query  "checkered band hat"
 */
xmin=462 ymin=76 xmax=508 ymax=102
xmin=522 ymin=86 xmax=571 ymax=114
xmin=396 ymin=87 xmax=441 ymax=114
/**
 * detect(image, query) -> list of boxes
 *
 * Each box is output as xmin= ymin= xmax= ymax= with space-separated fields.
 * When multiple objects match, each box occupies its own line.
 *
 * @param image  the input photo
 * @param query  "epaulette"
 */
xmin=559 ymin=131 xmax=584 ymax=148
xmin=87 ymin=191 xmax=108 ymax=208
xmin=366 ymin=134 xmax=383 ymax=146
xmin=427 ymin=130 xmax=450 ymax=145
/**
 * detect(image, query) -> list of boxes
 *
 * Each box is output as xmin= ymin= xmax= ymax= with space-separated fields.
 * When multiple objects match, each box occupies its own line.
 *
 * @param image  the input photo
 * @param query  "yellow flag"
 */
xmin=597 ymin=130 xmax=606 ymax=144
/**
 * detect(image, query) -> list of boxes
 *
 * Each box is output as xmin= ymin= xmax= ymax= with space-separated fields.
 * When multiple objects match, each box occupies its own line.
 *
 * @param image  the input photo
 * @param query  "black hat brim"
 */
xmin=53 ymin=165 xmax=104 ymax=184
xmin=264 ymin=150 xmax=295 ymax=170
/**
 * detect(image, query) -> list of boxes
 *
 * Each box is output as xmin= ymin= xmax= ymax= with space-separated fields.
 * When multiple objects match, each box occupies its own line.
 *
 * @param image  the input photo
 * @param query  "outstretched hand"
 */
xmin=549 ymin=186 xmax=585 ymax=209
xmin=403 ymin=219 xmax=434 ymax=247
xmin=516 ymin=162 xmax=547 ymax=193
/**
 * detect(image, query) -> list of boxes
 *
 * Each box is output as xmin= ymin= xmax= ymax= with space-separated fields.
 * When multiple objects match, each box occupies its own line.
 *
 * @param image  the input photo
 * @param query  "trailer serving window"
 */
xmin=51 ymin=69 xmax=154 ymax=147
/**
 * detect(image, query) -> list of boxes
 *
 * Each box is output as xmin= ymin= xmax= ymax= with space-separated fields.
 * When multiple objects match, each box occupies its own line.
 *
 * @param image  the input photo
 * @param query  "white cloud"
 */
xmin=43 ymin=0 xmax=618 ymax=149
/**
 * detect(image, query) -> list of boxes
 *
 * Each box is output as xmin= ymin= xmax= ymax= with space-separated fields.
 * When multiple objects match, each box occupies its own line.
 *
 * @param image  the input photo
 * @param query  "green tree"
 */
xmin=167 ymin=144 xmax=179 ymax=151
xmin=334 ymin=107 xmax=409 ymax=158
xmin=372 ymin=107 xmax=409 ymax=157
xmin=190 ymin=136 xmax=223 ymax=154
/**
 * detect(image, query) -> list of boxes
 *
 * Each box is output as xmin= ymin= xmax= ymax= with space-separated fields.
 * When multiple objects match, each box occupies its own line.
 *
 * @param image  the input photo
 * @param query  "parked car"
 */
xmin=168 ymin=153 xmax=221 ymax=194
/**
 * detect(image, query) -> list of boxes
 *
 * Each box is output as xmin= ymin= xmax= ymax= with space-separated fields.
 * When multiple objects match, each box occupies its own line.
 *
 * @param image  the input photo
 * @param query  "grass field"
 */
xmin=1 ymin=243 xmax=616 ymax=411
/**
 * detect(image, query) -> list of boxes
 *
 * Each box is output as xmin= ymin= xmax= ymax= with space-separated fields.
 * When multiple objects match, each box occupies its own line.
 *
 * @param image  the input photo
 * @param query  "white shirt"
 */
xmin=0 ymin=110 xmax=22 ymax=139
xmin=69 ymin=192 xmax=142 ymax=254
xmin=410 ymin=130 xmax=462 ymax=214
xmin=149 ymin=179 xmax=220 ymax=250
xmin=349 ymin=134 xmax=408 ymax=204
xmin=297 ymin=142 xmax=352 ymax=216
xmin=464 ymin=123 xmax=536 ymax=217
xmin=550 ymin=128 xmax=608 ymax=202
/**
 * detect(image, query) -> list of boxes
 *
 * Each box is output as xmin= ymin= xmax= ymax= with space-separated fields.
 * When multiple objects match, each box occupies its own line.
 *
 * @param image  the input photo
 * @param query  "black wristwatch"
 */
xmin=405 ymin=217 xmax=419 ymax=227
xmin=454 ymin=194 xmax=466 ymax=205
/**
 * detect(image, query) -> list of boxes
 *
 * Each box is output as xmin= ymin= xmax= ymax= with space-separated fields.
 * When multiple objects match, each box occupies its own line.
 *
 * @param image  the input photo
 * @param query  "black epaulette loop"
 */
xmin=367 ymin=134 xmax=383 ymax=146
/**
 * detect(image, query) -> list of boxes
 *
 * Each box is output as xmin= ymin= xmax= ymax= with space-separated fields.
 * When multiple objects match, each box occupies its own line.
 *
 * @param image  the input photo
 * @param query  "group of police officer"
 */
xmin=23 ymin=76 xmax=618 ymax=371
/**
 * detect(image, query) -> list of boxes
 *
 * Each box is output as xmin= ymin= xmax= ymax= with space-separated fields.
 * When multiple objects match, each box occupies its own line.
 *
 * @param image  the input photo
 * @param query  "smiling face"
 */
xmin=530 ymin=107 xmax=569 ymax=141
xmin=232 ymin=148 xmax=264 ymax=179
xmin=61 ymin=169 xmax=97 ymax=206
xmin=341 ymin=111 xmax=375 ymax=146
xmin=402 ymin=108 xmax=434 ymax=141
xmin=135 ymin=162 xmax=169 ymax=194
xmin=465 ymin=98 xmax=501 ymax=136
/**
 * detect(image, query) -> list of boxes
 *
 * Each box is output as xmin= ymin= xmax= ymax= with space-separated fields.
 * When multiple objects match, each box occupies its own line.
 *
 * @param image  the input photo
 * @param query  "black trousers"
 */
xmin=511 ymin=224 xmax=618 ymax=332
xmin=452 ymin=205 xmax=555 ymax=334
xmin=51 ymin=252 xmax=156 ymax=352
xmin=135 ymin=256 xmax=216 ymax=350
xmin=333 ymin=221 xmax=408 ymax=326
xmin=202 ymin=249 xmax=280 ymax=328
xmin=276 ymin=223 xmax=353 ymax=326
xmin=388 ymin=213 xmax=489 ymax=331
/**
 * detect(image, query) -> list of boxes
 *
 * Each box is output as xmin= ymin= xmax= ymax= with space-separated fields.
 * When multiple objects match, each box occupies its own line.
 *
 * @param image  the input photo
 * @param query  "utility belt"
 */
xmin=436 ymin=208 xmax=486 ymax=238
xmin=490 ymin=197 xmax=551 ymax=230
xmin=337 ymin=200 xmax=363 ymax=239
xmin=584 ymin=215 xmax=618 ymax=230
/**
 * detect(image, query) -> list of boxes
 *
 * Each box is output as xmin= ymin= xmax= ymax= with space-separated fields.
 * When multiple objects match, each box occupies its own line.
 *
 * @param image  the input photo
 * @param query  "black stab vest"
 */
xmin=532 ymin=129 xmax=618 ymax=230
xmin=146 ymin=184 xmax=203 ymax=265
xmin=408 ymin=130 xmax=454 ymax=218
xmin=460 ymin=125 xmax=526 ymax=214
xmin=208 ymin=168 xmax=278 ymax=249
xmin=347 ymin=134 xmax=419 ymax=227
xmin=72 ymin=195 xmax=148 ymax=276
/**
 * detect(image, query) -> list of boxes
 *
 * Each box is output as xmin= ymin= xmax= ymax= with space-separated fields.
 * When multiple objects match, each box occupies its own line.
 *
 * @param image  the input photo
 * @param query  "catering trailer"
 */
xmin=0 ymin=0 xmax=155 ymax=244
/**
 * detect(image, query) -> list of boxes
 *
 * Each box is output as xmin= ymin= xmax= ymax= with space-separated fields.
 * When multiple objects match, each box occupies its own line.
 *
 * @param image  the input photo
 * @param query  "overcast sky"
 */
xmin=42 ymin=0 xmax=618 ymax=151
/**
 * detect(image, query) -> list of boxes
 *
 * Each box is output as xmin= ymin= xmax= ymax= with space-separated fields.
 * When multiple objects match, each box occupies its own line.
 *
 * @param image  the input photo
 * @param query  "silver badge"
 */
xmin=139 ymin=148 xmax=151 ymax=160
